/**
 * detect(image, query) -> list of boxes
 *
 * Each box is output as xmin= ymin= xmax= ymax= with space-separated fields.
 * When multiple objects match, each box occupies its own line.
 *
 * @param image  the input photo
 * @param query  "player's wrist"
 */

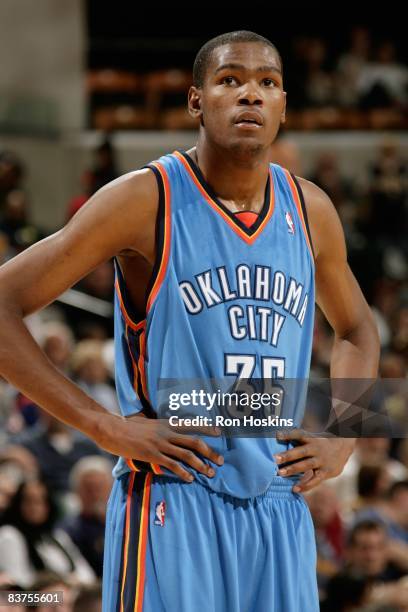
xmin=85 ymin=406 xmax=122 ymax=449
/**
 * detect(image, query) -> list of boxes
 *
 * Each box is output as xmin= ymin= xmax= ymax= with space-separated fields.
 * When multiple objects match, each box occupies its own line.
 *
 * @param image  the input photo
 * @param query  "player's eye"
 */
xmin=262 ymin=78 xmax=276 ymax=87
xmin=222 ymin=76 xmax=237 ymax=86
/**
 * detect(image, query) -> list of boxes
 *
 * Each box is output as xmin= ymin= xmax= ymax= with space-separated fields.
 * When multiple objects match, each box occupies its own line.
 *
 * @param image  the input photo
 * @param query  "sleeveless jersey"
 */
xmin=112 ymin=150 xmax=315 ymax=498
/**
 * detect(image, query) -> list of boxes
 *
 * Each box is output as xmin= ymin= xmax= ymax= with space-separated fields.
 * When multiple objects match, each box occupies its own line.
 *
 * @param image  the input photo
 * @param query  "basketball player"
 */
xmin=0 ymin=31 xmax=379 ymax=611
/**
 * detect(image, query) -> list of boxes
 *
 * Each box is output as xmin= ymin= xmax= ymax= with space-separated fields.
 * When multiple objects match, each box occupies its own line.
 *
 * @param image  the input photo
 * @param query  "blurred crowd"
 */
xmin=89 ymin=27 xmax=408 ymax=130
xmin=0 ymin=133 xmax=407 ymax=611
xmin=287 ymin=28 xmax=407 ymax=110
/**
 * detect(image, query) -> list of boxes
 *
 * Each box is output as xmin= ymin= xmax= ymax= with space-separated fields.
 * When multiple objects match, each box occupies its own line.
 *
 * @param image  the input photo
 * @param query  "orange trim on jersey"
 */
xmin=120 ymin=471 xmax=136 ymax=612
xmin=125 ymin=458 xmax=140 ymax=472
xmin=173 ymin=150 xmax=275 ymax=245
xmin=125 ymin=457 xmax=162 ymax=475
xmin=146 ymin=161 xmax=172 ymax=313
xmin=115 ymin=278 xmax=146 ymax=332
xmin=283 ymin=169 xmax=314 ymax=262
xmin=134 ymin=473 xmax=152 ymax=612
xmin=150 ymin=463 xmax=163 ymax=475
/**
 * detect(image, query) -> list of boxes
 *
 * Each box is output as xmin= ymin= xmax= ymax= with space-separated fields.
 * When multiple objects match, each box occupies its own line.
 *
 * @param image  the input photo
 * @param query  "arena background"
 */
xmin=0 ymin=2 xmax=407 ymax=611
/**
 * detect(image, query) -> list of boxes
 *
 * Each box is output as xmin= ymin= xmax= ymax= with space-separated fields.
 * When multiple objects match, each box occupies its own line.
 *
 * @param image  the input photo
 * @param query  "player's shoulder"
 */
xmin=295 ymin=176 xmax=333 ymax=213
xmin=81 ymin=166 xmax=160 ymax=230
xmin=98 ymin=166 xmax=158 ymax=202
xmin=294 ymin=176 xmax=344 ymax=260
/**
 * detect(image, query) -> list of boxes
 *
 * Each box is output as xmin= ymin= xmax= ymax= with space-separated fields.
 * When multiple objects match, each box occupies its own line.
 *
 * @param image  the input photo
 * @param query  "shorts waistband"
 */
xmin=256 ymin=475 xmax=301 ymax=500
xmin=196 ymin=475 xmax=302 ymax=504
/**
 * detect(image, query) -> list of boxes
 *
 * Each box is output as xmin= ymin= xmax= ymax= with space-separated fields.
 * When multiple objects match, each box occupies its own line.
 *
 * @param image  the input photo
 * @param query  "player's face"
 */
xmin=190 ymin=42 xmax=286 ymax=155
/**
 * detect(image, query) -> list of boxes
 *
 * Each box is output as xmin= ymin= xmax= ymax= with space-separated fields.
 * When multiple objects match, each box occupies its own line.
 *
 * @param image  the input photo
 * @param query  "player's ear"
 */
xmin=188 ymin=86 xmax=203 ymax=123
xmin=280 ymin=91 xmax=287 ymax=124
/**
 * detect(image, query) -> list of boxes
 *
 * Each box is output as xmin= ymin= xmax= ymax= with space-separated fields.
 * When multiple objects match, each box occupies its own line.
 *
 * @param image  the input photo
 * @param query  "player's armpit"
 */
xmin=0 ymin=168 xmax=158 ymax=317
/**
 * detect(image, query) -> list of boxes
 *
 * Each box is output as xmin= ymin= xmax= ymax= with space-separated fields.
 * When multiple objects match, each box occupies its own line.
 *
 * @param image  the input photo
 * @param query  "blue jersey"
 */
xmin=112 ymin=150 xmax=315 ymax=498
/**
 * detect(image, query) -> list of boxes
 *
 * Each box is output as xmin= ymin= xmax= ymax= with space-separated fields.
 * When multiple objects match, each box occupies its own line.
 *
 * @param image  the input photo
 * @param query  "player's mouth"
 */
xmin=233 ymin=111 xmax=264 ymax=129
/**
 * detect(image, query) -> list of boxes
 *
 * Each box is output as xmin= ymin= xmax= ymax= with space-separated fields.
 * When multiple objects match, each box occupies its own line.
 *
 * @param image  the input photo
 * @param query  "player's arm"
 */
xmin=274 ymin=179 xmax=380 ymax=491
xmin=0 ymin=171 xmax=222 ymax=482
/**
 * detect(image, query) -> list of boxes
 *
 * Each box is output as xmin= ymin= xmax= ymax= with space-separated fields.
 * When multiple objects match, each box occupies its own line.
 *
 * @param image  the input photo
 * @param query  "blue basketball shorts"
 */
xmin=102 ymin=472 xmax=319 ymax=612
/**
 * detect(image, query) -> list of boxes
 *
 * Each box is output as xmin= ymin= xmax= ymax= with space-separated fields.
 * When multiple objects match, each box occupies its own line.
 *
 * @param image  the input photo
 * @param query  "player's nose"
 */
xmin=237 ymin=88 xmax=263 ymax=106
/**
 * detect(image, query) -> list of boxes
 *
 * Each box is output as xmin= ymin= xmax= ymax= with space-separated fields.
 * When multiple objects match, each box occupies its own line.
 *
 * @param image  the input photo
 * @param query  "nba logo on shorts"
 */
xmin=154 ymin=501 xmax=166 ymax=526
xmin=285 ymin=211 xmax=295 ymax=234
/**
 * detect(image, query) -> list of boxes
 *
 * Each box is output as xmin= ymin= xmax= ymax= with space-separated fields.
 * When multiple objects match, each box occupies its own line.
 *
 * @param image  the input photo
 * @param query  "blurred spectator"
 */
xmin=302 ymin=38 xmax=336 ymax=108
xmin=371 ymin=279 xmax=402 ymax=350
xmin=390 ymin=305 xmax=408 ymax=360
xmin=329 ymin=439 xmax=407 ymax=513
xmin=309 ymin=152 xmax=352 ymax=206
xmin=41 ymin=322 xmax=75 ymax=376
xmin=350 ymin=468 xmax=408 ymax=570
xmin=345 ymin=520 xmax=405 ymax=581
xmin=398 ymin=439 xmax=408 ymax=472
xmin=358 ymin=41 xmax=408 ymax=109
xmin=0 ymin=446 xmax=39 ymax=513
xmin=356 ymin=465 xmax=391 ymax=508
xmin=11 ymin=410 xmax=105 ymax=499
xmin=379 ymin=353 xmax=407 ymax=438
xmin=0 ymin=190 xmax=45 ymax=255
xmin=320 ymin=570 xmax=371 ymax=612
xmin=0 ymin=375 xmax=16 ymax=441
xmin=306 ymin=484 xmax=345 ymax=594
xmin=368 ymin=141 xmax=408 ymax=245
xmin=344 ymin=521 xmax=408 ymax=609
xmin=71 ymin=340 xmax=119 ymax=414
xmin=28 ymin=571 xmax=77 ymax=612
xmin=0 ymin=151 xmax=24 ymax=211
xmin=0 ymin=228 xmax=11 ymax=264
xmin=29 ymin=571 xmax=76 ymax=612
xmin=336 ymin=27 xmax=371 ymax=108
xmin=61 ymin=457 xmax=113 ymax=577
xmin=347 ymin=464 xmax=388 ymax=519
xmin=308 ymin=152 xmax=357 ymax=233
xmin=354 ymin=479 xmax=408 ymax=548
xmin=90 ymin=138 xmax=118 ymax=193
xmin=66 ymin=136 xmax=119 ymax=233
xmin=0 ymin=468 xmax=17 ymax=516
xmin=2 ymin=322 xmax=74 ymax=433
xmin=0 ymin=479 xmax=95 ymax=588
xmin=0 ymin=581 xmax=26 ymax=612
xmin=0 ymin=445 xmax=39 ymax=479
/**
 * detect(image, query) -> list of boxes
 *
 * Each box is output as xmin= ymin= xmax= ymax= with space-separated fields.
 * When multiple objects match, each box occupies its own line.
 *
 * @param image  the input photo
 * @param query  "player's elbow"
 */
xmin=338 ymin=307 xmax=380 ymax=361
xmin=0 ymin=293 xmax=24 ymax=358
xmin=0 ymin=283 xmax=23 ymax=319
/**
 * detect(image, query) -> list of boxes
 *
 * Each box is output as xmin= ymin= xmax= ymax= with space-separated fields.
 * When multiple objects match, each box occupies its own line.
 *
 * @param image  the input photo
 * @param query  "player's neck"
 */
xmin=190 ymin=141 xmax=270 ymax=213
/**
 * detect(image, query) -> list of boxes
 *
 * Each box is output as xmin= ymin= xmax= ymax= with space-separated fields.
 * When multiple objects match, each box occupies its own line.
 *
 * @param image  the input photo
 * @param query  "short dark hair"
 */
xmin=193 ymin=30 xmax=282 ymax=88
xmin=323 ymin=571 xmax=369 ymax=612
xmin=357 ymin=465 xmax=385 ymax=498
xmin=347 ymin=520 xmax=386 ymax=547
